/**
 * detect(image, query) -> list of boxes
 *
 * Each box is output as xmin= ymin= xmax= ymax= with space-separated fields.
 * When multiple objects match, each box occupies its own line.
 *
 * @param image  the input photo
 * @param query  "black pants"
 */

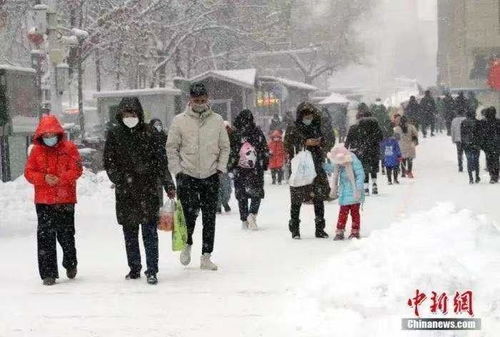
xmin=456 ymin=142 xmax=464 ymax=171
xmin=464 ymin=149 xmax=480 ymax=180
xmin=177 ymin=173 xmax=219 ymax=254
xmin=445 ymin=120 xmax=452 ymax=136
xmin=271 ymin=169 xmax=284 ymax=184
xmin=36 ymin=204 xmax=77 ymax=280
xmin=122 ymin=222 xmax=158 ymax=276
xmin=361 ymin=158 xmax=378 ymax=184
xmin=401 ymin=158 xmax=413 ymax=175
xmin=485 ymin=151 xmax=500 ymax=182
xmin=237 ymin=198 xmax=261 ymax=221
xmin=386 ymin=166 xmax=399 ymax=183
xmin=290 ymin=199 xmax=325 ymax=223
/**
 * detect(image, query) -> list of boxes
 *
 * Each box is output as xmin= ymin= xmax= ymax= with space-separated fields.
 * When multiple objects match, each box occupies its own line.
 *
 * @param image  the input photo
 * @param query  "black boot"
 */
xmin=315 ymin=218 xmax=329 ymax=238
xmin=289 ymin=219 xmax=301 ymax=240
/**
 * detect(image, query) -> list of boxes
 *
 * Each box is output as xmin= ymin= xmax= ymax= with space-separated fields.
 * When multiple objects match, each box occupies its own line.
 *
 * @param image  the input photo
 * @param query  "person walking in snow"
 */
xmin=460 ymin=107 xmax=482 ymax=184
xmin=166 ymin=82 xmax=230 ymax=271
xmin=443 ymin=92 xmax=456 ymax=136
xmin=25 ymin=115 xmax=83 ymax=286
xmin=405 ymin=96 xmax=422 ymax=131
xmin=478 ymin=107 xmax=500 ymax=183
xmin=450 ymin=109 xmax=466 ymax=172
xmin=284 ymin=102 xmax=332 ymax=240
xmin=419 ymin=90 xmax=437 ymax=137
xmin=268 ymin=130 xmax=286 ymax=185
xmin=104 ymin=97 xmax=176 ymax=285
xmin=149 ymin=118 xmax=171 ymax=206
xmin=370 ymin=98 xmax=392 ymax=139
xmin=328 ymin=145 xmax=365 ymax=240
xmin=380 ymin=134 xmax=402 ymax=185
xmin=393 ymin=114 xmax=418 ymax=178
xmin=228 ymin=109 xmax=269 ymax=230
xmin=345 ymin=103 xmax=384 ymax=195
xmin=217 ymin=121 xmax=234 ymax=214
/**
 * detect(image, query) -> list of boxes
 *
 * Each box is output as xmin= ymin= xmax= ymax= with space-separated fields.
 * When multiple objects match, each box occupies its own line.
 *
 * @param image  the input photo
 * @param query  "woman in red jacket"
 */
xmin=24 ymin=115 xmax=83 ymax=286
xmin=268 ymin=130 xmax=286 ymax=184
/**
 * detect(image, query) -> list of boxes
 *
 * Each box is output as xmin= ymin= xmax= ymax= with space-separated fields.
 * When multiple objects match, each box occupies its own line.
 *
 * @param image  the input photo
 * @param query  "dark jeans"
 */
xmin=122 ymin=222 xmax=158 ymax=276
xmin=361 ymin=159 xmax=378 ymax=184
xmin=401 ymin=158 xmax=413 ymax=175
xmin=386 ymin=166 xmax=399 ymax=183
xmin=445 ymin=120 xmax=452 ymax=136
xmin=456 ymin=142 xmax=464 ymax=171
xmin=290 ymin=198 xmax=325 ymax=225
xmin=271 ymin=169 xmax=284 ymax=183
xmin=485 ymin=151 xmax=500 ymax=182
xmin=237 ymin=198 xmax=262 ymax=221
xmin=36 ymin=204 xmax=77 ymax=280
xmin=464 ymin=149 xmax=480 ymax=180
xmin=177 ymin=173 xmax=219 ymax=254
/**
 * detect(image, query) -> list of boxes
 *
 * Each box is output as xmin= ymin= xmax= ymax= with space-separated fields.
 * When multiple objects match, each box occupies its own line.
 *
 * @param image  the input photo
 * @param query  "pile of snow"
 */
xmin=0 ymin=169 xmax=112 ymax=237
xmin=286 ymin=203 xmax=500 ymax=337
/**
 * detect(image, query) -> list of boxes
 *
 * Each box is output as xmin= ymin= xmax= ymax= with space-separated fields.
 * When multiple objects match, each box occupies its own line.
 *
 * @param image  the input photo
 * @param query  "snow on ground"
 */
xmin=0 ymin=134 xmax=499 ymax=337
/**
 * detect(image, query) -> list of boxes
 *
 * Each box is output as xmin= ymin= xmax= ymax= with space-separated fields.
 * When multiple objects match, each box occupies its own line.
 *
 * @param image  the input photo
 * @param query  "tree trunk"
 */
xmin=95 ymin=49 xmax=101 ymax=92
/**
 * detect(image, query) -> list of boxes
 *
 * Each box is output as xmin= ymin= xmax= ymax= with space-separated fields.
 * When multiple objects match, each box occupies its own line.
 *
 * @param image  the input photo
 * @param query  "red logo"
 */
xmin=408 ymin=290 xmax=474 ymax=317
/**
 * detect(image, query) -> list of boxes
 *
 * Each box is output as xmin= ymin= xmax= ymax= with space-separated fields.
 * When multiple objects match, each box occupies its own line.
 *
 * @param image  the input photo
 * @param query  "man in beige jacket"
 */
xmin=166 ymin=82 xmax=230 ymax=270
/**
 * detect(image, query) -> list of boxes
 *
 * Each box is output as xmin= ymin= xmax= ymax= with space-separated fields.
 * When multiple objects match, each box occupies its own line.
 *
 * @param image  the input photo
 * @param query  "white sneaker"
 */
xmin=180 ymin=244 xmax=192 ymax=266
xmin=200 ymin=253 xmax=218 ymax=271
xmin=242 ymin=221 xmax=249 ymax=230
xmin=247 ymin=214 xmax=258 ymax=230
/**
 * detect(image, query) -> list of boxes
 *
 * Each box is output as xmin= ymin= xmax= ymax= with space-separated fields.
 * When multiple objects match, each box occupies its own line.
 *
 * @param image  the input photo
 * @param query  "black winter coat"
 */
xmin=420 ymin=95 xmax=437 ymax=122
xmin=460 ymin=117 xmax=481 ymax=151
xmin=405 ymin=100 xmax=422 ymax=125
xmin=345 ymin=117 xmax=384 ymax=165
xmin=284 ymin=113 xmax=331 ymax=203
xmin=229 ymin=111 xmax=269 ymax=200
xmin=443 ymin=95 xmax=456 ymax=122
xmin=479 ymin=118 xmax=500 ymax=154
xmin=104 ymin=98 xmax=174 ymax=226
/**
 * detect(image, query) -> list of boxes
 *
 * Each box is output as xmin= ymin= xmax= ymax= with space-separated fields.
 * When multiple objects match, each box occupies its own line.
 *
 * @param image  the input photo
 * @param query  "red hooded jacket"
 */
xmin=267 ymin=130 xmax=286 ymax=169
xmin=24 ymin=115 xmax=83 ymax=204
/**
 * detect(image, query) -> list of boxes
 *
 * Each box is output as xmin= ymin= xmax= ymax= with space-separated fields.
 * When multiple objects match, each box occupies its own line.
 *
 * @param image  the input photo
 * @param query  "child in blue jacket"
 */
xmin=380 ymin=135 xmax=402 ymax=185
xmin=329 ymin=145 xmax=365 ymax=240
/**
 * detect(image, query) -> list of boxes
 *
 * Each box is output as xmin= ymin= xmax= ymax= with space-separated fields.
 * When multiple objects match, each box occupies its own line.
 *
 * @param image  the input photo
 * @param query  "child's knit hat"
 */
xmin=328 ymin=145 xmax=352 ymax=165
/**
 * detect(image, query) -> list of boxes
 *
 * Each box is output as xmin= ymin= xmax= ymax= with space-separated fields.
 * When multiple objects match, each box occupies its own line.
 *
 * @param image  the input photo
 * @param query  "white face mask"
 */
xmin=192 ymin=103 xmax=209 ymax=114
xmin=123 ymin=117 xmax=139 ymax=128
xmin=155 ymin=125 xmax=162 ymax=132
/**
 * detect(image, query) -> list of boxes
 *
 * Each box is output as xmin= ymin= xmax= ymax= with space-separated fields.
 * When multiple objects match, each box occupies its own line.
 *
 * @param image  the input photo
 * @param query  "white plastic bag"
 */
xmin=288 ymin=150 xmax=317 ymax=187
xmin=158 ymin=199 xmax=175 ymax=231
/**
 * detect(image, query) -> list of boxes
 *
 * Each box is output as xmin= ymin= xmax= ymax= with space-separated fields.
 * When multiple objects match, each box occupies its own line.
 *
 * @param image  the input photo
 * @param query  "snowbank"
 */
xmin=0 ymin=169 xmax=112 ymax=237
xmin=287 ymin=203 xmax=500 ymax=337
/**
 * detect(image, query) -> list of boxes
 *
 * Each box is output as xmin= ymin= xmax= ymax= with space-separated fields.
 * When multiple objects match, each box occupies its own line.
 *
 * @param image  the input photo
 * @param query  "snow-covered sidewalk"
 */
xmin=0 ymin=135 xmax=499 ymax=337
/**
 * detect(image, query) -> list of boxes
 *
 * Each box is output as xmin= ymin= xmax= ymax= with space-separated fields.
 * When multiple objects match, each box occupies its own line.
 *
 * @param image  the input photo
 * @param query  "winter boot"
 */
xmin=200 ymin=253 xmax=218 ymax=271
xmin=247 ymin=214 xmax=258 ymax=231
xmin=223 ymin=203 xmax=231 ymax=212
xmin=43 ymin=277 xmax=56 ymax=286
xmin=146 ymin=274 xmax=158 ymax=285
xmin=475 ymin=175 xmax=481 ymax=184
xmin=216 ymin=207 xmax=222 ymax=214
xmin=333 ymin=230 xmax=345 ymax=241
xmin=372 ymin=183 xmax=378 ymax=195
xmin=241 ymin=221 xmax=249 ymax=230
xmin=66 ymin=267 xmax=77 ymax=279
xmin=364 ymin=183 xmax=370 ymax=196
xmin=180 ymin=244 xmax=192 ymax=266
xmin=407 ymin=172 xmax=414 ymax=179
xmin=125 ymin=271 xmax=141 ymax=280
xmin=315 ymin=218 xmax=329 ymax=238
xmin=289 ymin=219 xmax=301 ymax=240
xmin=348 ymin=232 xmax=361 ymax=240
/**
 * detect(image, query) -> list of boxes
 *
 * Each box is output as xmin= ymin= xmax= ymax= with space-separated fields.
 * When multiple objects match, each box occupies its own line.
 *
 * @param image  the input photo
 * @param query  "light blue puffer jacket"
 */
xmin=335 ymin=154 xmax=365 ymax=206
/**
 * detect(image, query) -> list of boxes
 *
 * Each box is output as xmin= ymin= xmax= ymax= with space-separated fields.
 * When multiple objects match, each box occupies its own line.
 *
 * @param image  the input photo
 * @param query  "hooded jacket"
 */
xmin=24 ymin=115 xmax=83 ymax=204
xmin=268 ymin=130 xmax=286 ymax=169
xmin=345 ymin=116 xmax=384 ymax=163
xmin=478 ymin=109 xmax=500 ymax=153
xmin=166 ymin=106 xmax=230 ymax=179
xmin=284 ymin=105 xmax=331 ymax=202
xmin=103 ymin=97 xmax=174 ymax=226
xmin=229 ymin=109 xmax=269 ymax=200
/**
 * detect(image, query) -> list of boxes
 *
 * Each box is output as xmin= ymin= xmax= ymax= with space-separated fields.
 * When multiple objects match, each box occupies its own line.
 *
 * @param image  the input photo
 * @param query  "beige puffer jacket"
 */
xmin=394 ymin=124 xmax=418 ymax=159
xmin=166 ymin=108 xmax=230 ymax=179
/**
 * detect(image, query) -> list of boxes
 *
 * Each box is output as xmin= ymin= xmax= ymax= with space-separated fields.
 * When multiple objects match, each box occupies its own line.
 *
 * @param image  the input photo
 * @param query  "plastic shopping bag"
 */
xmin=158 ymin=199 xmax=175 ymax=231
xmin=288 ymin=150 xmax=317 ymax=187
xmin=172 ymin=200 xmax=188 ymax=251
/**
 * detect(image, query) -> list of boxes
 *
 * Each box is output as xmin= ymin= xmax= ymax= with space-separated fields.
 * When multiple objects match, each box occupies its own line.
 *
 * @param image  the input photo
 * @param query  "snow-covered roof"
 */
xmin=0 ymin=64 xmax=36 ymax=73
xmin=258 ymin=76 xmax=318 ymax=91
xmin=93 ymin=87 xmax=181 ymax=98
xmin=318 ymin=92 xmax=350 ymax=105
xmin=190 ymin=69 xmax=256 ymax=89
